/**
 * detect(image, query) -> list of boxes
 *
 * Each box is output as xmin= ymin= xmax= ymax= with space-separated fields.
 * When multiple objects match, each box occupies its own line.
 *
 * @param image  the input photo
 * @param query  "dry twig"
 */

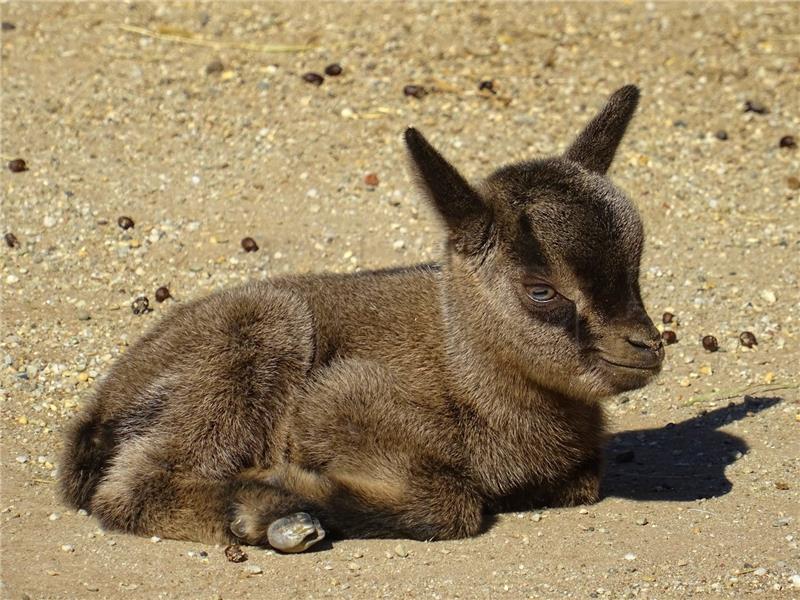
xmin=118 ymin=24 xmax=313 ymax=54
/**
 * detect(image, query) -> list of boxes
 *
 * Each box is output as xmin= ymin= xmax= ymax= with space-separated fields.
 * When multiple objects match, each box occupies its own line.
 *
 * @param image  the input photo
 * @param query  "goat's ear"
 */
xmin=564 ymin=84 xmax=640 ymax=175
xmin=405 ymin=127 xmax=491 ymax=254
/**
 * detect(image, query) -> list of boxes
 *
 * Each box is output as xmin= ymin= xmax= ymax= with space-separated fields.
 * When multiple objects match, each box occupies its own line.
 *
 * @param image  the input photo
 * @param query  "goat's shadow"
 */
xmin=602 ymin=396 xmax=781 ymax=501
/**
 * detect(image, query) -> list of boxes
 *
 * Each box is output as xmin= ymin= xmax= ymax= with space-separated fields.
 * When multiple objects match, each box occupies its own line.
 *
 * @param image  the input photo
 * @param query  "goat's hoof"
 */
xmin=229 ymin=516 xmax=249 ymax=540
xmin=267 ymin=512 xmax=325 ymax=553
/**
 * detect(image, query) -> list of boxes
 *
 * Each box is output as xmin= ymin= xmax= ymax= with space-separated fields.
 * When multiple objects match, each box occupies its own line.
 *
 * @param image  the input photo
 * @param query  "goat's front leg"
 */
xmin=229 ymin=462 xmax=484 ymax=552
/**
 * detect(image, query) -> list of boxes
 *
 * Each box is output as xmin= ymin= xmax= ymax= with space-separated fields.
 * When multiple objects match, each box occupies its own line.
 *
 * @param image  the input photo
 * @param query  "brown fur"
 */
xmin=59 ymin=85 xmax=663 ymax=547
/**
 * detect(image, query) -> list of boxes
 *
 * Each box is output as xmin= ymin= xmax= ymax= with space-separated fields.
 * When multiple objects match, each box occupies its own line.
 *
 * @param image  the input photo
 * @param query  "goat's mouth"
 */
xmin=597 ymin=355 xmax=662 ymax=372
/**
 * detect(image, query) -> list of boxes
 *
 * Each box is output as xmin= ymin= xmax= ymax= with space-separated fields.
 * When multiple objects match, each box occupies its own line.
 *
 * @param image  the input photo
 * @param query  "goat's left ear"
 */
xmin=564 ymin=84 xmax=640 ymax=175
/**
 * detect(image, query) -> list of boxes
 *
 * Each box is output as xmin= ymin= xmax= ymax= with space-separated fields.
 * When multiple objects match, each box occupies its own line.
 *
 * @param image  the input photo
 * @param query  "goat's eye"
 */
xmin=527 ymin=284 xmax=558 ymax=303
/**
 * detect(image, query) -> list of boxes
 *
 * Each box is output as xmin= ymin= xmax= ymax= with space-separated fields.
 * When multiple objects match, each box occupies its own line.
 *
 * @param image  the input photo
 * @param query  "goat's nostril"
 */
xmin=627 ymin=336 xmax=662 ymax=352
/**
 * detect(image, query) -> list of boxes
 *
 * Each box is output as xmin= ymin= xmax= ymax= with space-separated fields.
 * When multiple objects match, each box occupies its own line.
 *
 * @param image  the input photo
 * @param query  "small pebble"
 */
xmin=1 ymin=21 xmax=16 ymax=31
xmin=661 ymin=330 xmax=678 ymax=345
xmin=241 ymin=237 xmax=259 ymax=252
xmin=324 ymin=63 xmax=343 ymax=76
xmin=661 ymin=311 xmax=674 ymax=324
xmin=117 ymin=216 xmax=135 ymax=230
xmin=77 ymin=509 xmax=89 ymax=517
xmin=5 ymin=232 xmax=19 ymax=248
xmin=403 ymin=84 xmax=426 ymax=99
xmin=61 ymin=544 xmax=75 ymax=553
xmin=302 ymin=72 xmax=324 ymax=86
xmin=579 ymin=508 xmax=589 ymax=515
xmin=224 ymin=544 xmax=248 ymax=562
xmin=787 ymin=176 xmax=800 ymax=190
xmin=16 ymin=455 xmax=29 ymax=463
xmin=205 ymin=60 xmax=225 ymax=75
xmin=636 ymin=517 xmax=648 ymax=526
xmin=244 ymin=565 xmax=263 ymax=575
xmin=779 ymin=135 xmax=796 ymax=149
xmin=760 ymin=289 xmax=777 ymax=304
xmin=754 ymin=567 xmax=767 ymax=576
xmin=8 ymin=158 xmax=28 ymax=172
xmin=154 ymin=286 xmax=171 ymax=303
xmin=150 ymin=536 xmax=161 ymax=543
xmin=364 ymin=173 xmax=379 ymax=187
xmin=702 ymin=335 xmax=719 ymax=352
xmin=743 ymin=100 xmax=768 ymax=114
xmin=531 ymin=512 xmax=542 ymax=522
xmin=623 ymin=553 xmax=637 ymax=561
xmin=394 ymin=544 xmax=409 ymax=558
xmin=49 ymin=512 xmax=61 ymax=521
xmin=131 ymin=296 xmax=150 ymax=315
xmin=77 ymin=312 xmax=91 ymax=321
xmin=714 ymin=130 xmax=728 ymax=141
xmin=739 ymin=331 xmax=757 ymax=348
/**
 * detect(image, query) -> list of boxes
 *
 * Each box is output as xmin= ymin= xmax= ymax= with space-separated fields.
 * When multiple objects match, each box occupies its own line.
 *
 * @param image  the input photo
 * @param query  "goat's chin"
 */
xmin=547 ymin=364 xmax=659 ymax=403
xmin=595 ymin=363 xmax=660 ymax=396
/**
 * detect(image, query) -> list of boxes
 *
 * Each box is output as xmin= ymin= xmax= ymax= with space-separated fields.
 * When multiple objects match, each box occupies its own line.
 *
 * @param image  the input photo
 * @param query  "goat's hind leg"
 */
xmin=90 ymin=435 xmax=235 ymax=544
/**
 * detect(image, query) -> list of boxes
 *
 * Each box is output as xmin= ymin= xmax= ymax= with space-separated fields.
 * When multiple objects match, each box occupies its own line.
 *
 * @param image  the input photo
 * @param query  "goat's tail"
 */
xmin=58 ymin=403 xmax=114 ymax=510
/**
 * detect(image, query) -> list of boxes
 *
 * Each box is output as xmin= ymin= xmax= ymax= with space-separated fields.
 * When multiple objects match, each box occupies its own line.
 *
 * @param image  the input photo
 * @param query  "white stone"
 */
xmin=760 ymin=289 xmax=777 ymax=304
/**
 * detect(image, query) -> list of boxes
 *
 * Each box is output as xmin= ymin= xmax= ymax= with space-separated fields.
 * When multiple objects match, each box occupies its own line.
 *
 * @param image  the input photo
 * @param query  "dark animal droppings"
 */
xmin=702 ymin=335 xmax=719 ymax=352
xmin=205 ymin=60 xmax=225 ymax=75
xmin=302 ymin=72 xmax=324 ymax=86
xmin=614 ymin=450 xmax=635 ymax=464
xmin=224 ymin=544 xmax=248 ymax=563
xmin=738 ymin=331 xmax=757 ymax=348
xmin=131 ymin=296 xmax=150 ymax=315
xmin=1 ymin=22 xmax=15 ymax=31
xmin=5 ymin=232 xmax=19 ymax=248
xmin=364 ymin=173 xmax=379 ymax=187
xmin=779 ymin=135 xmax=797 ymax=149
xmin=117 ymin=216 xmax=135 ymax=230
xmin=403 ymin=85 xmax=426 ymax=99
xmin=155 ymin=286 xmax=171 ymax=303
xmin=661 ymin=311 xmax=674 ymax=324
xmin=324 ymin=63 xmax=343 ymax=76
xmin=661 ymin=330 xmax=677 ymax=345
xmin=743 ymin=100 xmax=768 ymax=115
xmin=8 ymin=159 xmax=27 ymax=173
xmin=241 ymin=237 xmax=259 ymax=253
xmin=478 ymin=80 xmax=496 ymax=94
xmin=714 ymin=130 xmax=728 ymax=141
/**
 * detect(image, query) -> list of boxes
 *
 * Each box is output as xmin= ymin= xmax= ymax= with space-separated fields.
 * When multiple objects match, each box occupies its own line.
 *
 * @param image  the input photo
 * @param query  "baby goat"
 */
xmin=60 ymin=85 xmax=663 ymax=552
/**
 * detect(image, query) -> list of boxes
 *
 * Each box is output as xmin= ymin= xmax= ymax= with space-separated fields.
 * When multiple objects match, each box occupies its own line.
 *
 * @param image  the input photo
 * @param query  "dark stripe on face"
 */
xmin=513 ymin=214 xmax=549 ymax=269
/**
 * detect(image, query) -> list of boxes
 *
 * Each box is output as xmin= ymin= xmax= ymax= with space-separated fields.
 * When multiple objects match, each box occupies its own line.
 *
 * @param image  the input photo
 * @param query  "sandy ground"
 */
xmin=1 ymin=1 xmax=799 ymax=598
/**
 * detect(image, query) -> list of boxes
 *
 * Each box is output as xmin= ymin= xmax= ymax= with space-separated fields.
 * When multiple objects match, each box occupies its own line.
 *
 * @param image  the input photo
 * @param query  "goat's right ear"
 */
xmin=405 ymin=128 xmax=491 ymax=254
